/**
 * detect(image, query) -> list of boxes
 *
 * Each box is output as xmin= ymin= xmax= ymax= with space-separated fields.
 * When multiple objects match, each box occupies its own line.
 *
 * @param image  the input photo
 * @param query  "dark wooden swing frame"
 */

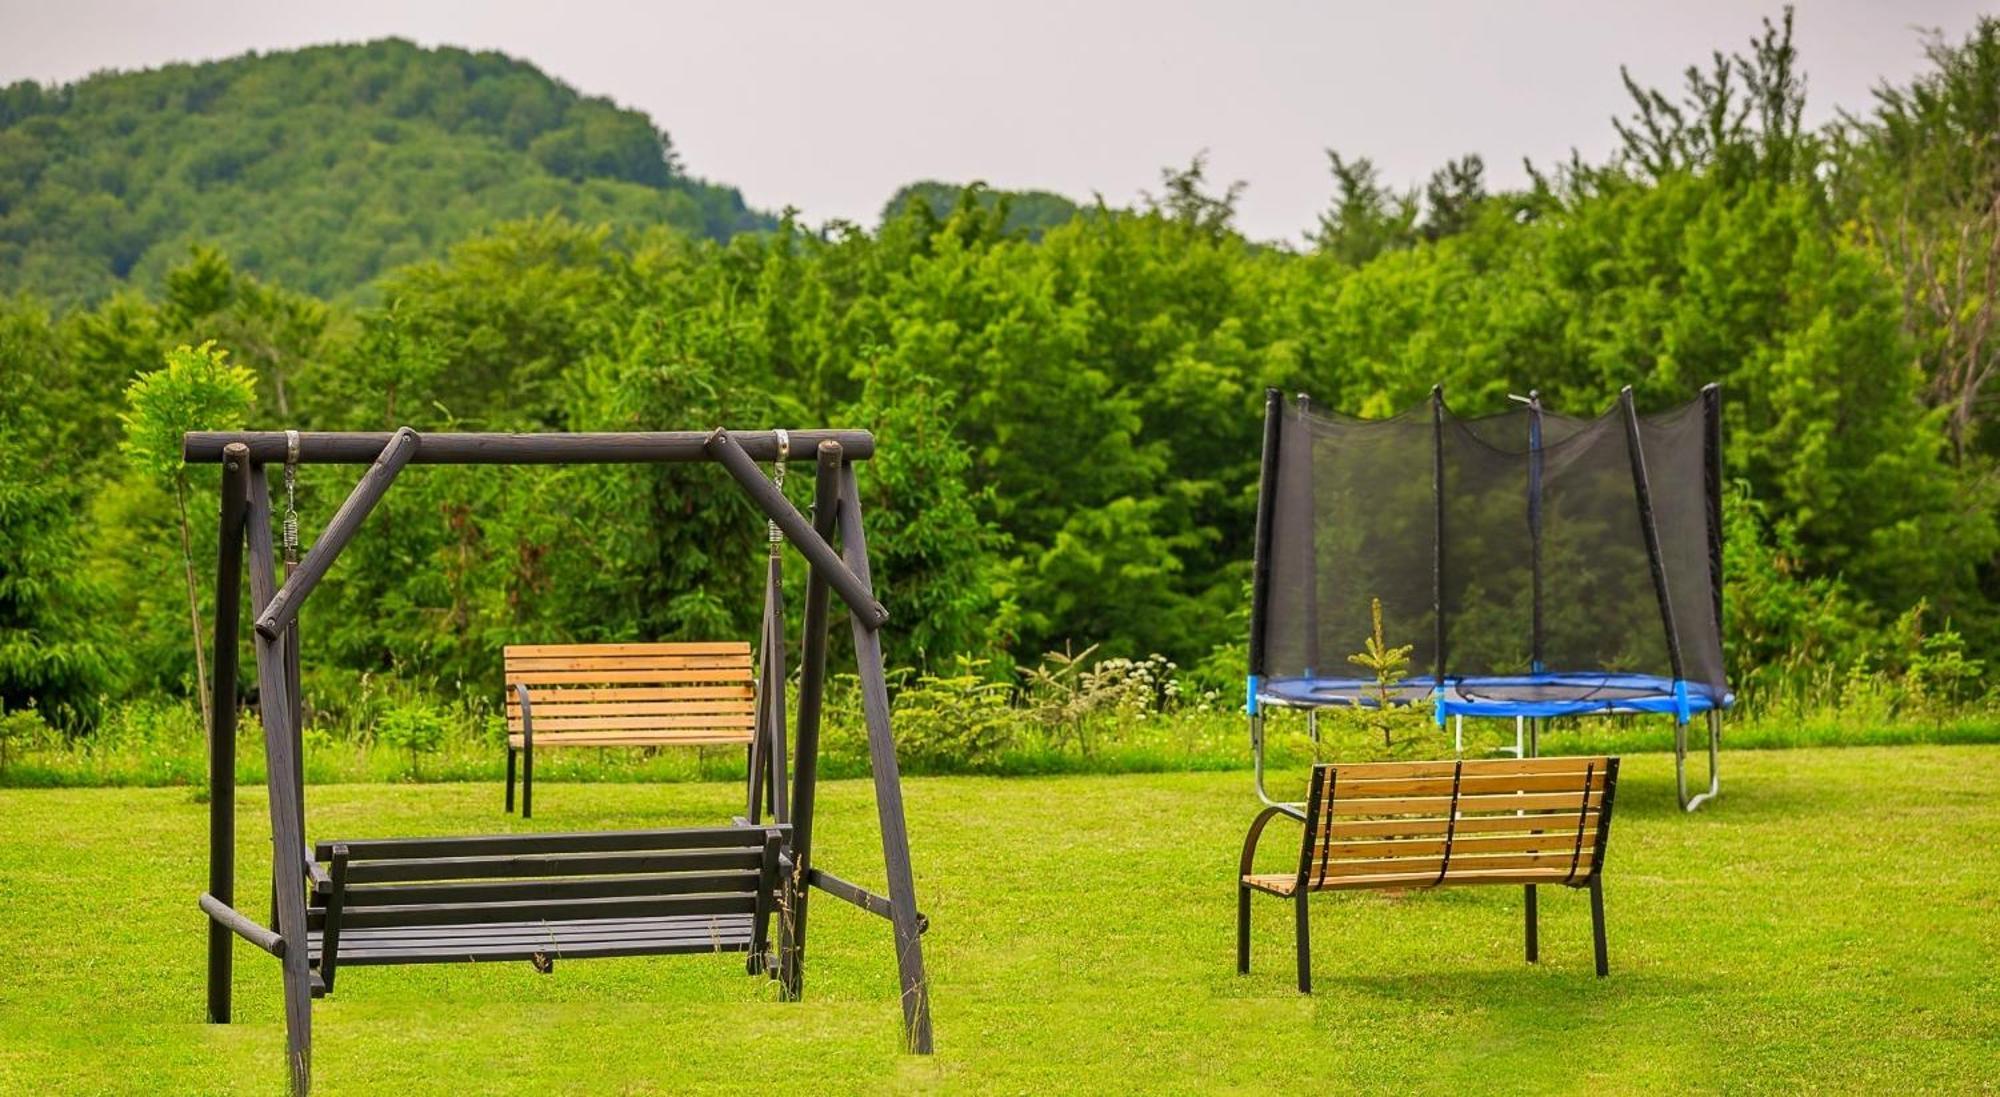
xmin=186 ymin=427 xmax=934 ymax=1094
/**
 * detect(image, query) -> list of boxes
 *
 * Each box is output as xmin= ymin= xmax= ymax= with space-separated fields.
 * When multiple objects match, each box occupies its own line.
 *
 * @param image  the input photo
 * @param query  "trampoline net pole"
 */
xmin=1619 ymin=387 xmax=1690 ymax=723
xmin=1702 ymin=381 xmax=1726 ymax=693
xmin=1430 ymin=385 xmax=1447 ymax=725
xmin=1528 ymin=391 xmax=1544 ymax=675
xmin=1246 ymin=388 xmax=1283 ymax=713
xmin=1297 ymin=393 xmax=1319 ymax=677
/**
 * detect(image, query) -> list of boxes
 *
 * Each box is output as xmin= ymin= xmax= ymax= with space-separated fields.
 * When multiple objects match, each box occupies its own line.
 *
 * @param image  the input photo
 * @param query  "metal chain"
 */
xmin=282 ymin=429 xmax=301 ymax=566
xmin=768 ymin=429 xmax=789 ymax=555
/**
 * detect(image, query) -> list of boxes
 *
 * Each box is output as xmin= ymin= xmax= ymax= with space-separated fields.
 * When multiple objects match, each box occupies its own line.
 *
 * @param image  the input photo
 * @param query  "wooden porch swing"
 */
xmin=184 ymin=426 xmax=934 ymax=1095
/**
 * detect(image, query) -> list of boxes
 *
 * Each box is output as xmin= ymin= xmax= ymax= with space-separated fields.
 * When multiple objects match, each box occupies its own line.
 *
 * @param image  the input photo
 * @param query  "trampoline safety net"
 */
xmin=1248 ymin=385 xmax=1730 ymax=723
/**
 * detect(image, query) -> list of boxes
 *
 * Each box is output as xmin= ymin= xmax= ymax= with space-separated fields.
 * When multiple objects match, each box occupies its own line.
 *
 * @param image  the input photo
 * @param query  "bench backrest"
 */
xmin=1298 ymin=755 xmax=1619 ymax=891
xmin=310 ymin=825 xmax=786 ymax=932
xmin=504 ymin=642 xmax=755 ymax=746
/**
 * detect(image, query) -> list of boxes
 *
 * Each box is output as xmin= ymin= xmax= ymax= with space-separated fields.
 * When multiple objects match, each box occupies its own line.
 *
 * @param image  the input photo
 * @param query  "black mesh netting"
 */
xmin=1252 ymin=388 xmax=1727 ymax=701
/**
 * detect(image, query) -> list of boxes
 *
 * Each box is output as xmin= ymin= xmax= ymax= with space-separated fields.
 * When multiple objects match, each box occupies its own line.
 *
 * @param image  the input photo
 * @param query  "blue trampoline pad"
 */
xmin=1258 ymin=672 xmax=1733 ymax=718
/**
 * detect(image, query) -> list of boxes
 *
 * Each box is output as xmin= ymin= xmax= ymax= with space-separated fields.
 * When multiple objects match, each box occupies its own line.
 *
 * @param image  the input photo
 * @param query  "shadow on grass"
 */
xmin=1325 ymin=966 xmax=1710 ymax=1016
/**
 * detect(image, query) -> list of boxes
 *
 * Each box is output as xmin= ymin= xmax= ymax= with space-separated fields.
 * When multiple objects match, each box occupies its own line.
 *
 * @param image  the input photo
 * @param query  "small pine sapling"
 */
xmin=1347 ymin=597 xmax=1416 ymax=747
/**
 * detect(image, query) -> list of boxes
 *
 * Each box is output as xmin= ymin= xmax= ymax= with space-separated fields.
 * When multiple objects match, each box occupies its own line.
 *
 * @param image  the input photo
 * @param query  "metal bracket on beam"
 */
xmin=255 ymin=427 xmax=420 ymax=639
xmin=705 ymin=429 xmax=889 ymax=630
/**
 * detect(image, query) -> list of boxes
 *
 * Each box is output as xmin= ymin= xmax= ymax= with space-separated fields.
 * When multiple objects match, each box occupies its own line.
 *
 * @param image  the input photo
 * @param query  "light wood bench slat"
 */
xmin=1329 ymin=789 xmax=1603 ymax=816
xmin=1335 ymin=771 xmax=1610 ymax=797
xmin=1311 ymin=757 xmax=1611 ymax=780
xmin=1317 ymin=830 xmax=1598 ymax=859
xmin=504 ymin=642 xmax=750 ymax=657
xmin=510 ymin=714 xmax=756 ymax=732
xmin=508 ymin=733 xmax=755 ymax=748
xmin=1313 ymin=849 xmax=1597 ymax=877
xmin=506 ymin=686 xmax=753 ymax=705
xmin=1246 ymin=865 xmax=1589 ymax=895
xmin=1314 ymin=811 xmax=1597 ymax=840
xmin=510 ymin=669 xmax=753 ymax=685
xmin=506 ymin=655 xmax=752 ymax=673
xmin=506 ymin=700 xmax=755 ymax=719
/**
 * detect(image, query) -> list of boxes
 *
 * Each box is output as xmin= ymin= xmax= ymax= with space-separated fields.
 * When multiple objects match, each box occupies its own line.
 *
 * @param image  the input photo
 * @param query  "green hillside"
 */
xmin=0 ymin=39 xmax=774 ymax=303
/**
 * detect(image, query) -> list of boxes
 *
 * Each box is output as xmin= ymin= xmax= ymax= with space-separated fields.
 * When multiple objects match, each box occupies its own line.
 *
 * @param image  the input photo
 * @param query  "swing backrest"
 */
xmin=504 ymin=642 xmax=757 ymax=747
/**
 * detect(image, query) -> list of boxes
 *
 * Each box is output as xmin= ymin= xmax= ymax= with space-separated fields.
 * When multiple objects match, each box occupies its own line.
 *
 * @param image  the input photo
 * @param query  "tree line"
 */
xmin=0 ymin=12 xmax=1993 ymax=732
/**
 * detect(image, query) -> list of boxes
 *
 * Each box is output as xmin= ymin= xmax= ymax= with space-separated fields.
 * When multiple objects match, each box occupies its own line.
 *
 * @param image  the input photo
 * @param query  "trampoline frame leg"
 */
xmin=1453 ymin=715 xmax=1523 ymax=758
xmin=1251 ymin=713 xmax=1287 ymax=809
xmin=1675 ymin=709 xmax=1721 ymax=812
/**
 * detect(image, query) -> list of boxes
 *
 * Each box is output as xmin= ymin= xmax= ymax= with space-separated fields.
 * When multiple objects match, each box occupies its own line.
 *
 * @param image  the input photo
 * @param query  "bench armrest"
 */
xmin=1238 ymin=803 xmax=1306 ymax=880
xmin=306 ymin=844 xmax=332 ymax=891
xmin=512 ymin=682 xmax=534 ymax=731
xmin=318 ymin=844 xmax=351 ymax=992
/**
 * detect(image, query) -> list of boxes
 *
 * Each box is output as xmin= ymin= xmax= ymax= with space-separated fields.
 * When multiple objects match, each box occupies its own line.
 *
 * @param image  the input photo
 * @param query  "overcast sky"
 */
xmin=1 ymin=1 xmax=1990 ymax=242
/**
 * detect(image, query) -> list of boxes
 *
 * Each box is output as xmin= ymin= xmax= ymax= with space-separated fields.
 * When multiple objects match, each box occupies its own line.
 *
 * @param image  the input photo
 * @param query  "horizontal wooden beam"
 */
xmin=200 ymin=892 xmax=287 ymax=958
xmin=184 ymin=429 xmax=875 ymax=465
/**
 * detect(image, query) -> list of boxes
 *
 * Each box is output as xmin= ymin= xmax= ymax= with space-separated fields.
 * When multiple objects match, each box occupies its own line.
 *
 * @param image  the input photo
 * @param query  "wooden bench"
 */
xmin=306 ymin=824 xmax=788 ymax=996
xmin=505 ymin=642 xmax=757 ymax=817
xmin=1237 ymin=755 xmax=1621 ymax=991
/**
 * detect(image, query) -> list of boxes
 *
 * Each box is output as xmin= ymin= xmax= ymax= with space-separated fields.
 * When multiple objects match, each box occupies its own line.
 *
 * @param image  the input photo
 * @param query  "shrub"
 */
xmin=0 ymin=706 xmax=57 ymax=773
xmin=892 ymin=656 xmax=1015 ymax=771
xmin=377 ymin=696 xmax=448 ymax=778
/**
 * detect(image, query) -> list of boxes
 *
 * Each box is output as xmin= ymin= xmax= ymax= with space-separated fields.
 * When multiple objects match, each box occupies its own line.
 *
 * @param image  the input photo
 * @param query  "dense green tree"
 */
xmin=1835 ymin=17 xmax=2000 ymax=463
xmin=120 ymin=340 xmax=258 ymax=728
xmin=0 ymin=301 xmax=119 ymax=727
xmin=1314 ymin=152 xmax=1418 ymax=263
xmin=2 ymin=15 xmax=1995 ymax=728
xmin=881 ymin=181 xmax=1084 ymax=241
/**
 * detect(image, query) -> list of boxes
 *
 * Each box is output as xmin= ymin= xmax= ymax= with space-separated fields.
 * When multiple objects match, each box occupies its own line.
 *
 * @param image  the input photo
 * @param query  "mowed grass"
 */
xmin=1 ymin=746 xmax=1995 ymax=1094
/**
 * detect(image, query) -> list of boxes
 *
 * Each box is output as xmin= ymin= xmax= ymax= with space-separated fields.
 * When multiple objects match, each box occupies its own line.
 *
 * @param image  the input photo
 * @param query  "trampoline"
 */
xmin=1245 ymin=384 xmax=1731 ymax=811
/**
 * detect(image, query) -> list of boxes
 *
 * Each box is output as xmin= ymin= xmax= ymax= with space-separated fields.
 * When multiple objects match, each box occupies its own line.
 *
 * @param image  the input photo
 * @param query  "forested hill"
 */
xmin=881 ymin=181 xmax=1085 ymax=240
xmin=0 ymin=39 xmax=774 ymax=303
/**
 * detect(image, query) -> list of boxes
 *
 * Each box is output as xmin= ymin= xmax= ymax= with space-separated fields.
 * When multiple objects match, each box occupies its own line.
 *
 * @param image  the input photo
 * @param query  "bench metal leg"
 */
xmin=522 ymin=741 xmax=533 ymax=820
xmin=1524 ymin=885 xmax=1539 ymax=963
xmin=1236 ymin=884 xmax=1251 ymax=974
xmin=514 ymin=683 xmax=535 ymax=820
xmin=1676 ymin=709 xmax=1721 ymax=812
xmin=504 ymin=748 xmax=516 ymax=814
xmin=1293 ymin=889 xmax=1312 ymax=994
xmin=1589 ymin=877 xmax=1609 ymax=977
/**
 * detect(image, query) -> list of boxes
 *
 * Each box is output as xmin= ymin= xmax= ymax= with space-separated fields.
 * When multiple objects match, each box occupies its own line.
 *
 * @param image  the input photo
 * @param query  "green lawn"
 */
xmin=2 ymin=746 xmax=1995 ymax=1093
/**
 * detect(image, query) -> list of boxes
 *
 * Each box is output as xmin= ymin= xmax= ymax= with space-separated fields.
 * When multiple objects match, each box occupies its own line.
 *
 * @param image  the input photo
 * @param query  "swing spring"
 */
xmin=282 ymin=429 xmax=301 ymax=567
xmin=767 ymin=429 xmax=789 ymax=554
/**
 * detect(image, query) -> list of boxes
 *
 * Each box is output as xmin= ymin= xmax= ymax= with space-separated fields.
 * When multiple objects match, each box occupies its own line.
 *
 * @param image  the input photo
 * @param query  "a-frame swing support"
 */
xmin=189 ymin=427 xmax=935 ymax=1095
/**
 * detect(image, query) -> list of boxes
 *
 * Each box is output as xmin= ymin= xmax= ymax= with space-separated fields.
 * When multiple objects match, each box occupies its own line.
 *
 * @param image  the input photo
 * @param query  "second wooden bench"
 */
xmin=1237 ymin=755 xmax=1621 ymax=991
xmin=505 ymin=642 xmax=757 ymax=817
